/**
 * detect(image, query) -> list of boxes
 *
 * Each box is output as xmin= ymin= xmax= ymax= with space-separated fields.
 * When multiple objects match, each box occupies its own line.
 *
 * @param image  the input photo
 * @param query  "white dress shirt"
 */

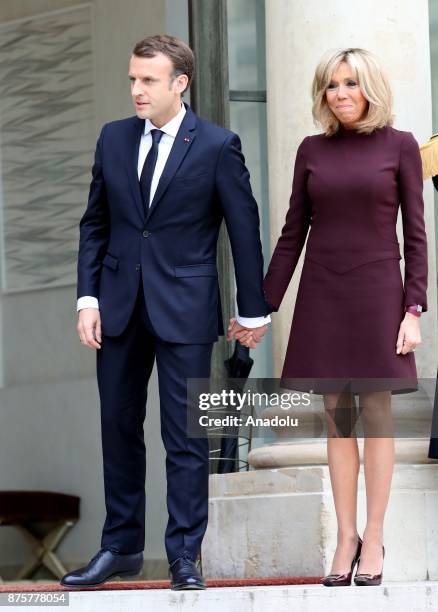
xmin=77 ymin=103 xmax=271 ymax=329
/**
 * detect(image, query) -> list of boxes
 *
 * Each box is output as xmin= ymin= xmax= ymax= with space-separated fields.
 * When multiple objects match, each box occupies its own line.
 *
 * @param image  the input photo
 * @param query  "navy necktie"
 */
xmin=140 ymin=128 xmax=164 ymax=215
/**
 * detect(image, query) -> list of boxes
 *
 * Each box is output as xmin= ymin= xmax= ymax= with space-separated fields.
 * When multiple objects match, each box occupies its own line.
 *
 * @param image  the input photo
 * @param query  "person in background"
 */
xmin=420 ymin=134 xmax=438 ymax=460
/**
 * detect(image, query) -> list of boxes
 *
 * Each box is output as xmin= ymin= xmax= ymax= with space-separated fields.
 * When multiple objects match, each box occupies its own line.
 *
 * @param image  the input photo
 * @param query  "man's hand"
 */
xmin=396 ymin=313 xmax=421 ymax=355
xmin=227 ymin=318 xmax=268 ymax=349
xmin=77 ymin=308 xmax=102 ymax=349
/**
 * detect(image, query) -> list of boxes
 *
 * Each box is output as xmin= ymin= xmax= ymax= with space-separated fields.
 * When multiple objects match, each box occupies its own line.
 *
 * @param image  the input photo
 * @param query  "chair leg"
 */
xmin=41 ymin=550 xmax=68 ymax=579
xmin=14 ymin=525 xmax=44 ymax=579
xmin=13 ymin=521 xmax=74 ymax=580
xmin=40 ymin=522 xmax=73 ymax=578
xmin=14 ymin=554 xmax=41 ymax=580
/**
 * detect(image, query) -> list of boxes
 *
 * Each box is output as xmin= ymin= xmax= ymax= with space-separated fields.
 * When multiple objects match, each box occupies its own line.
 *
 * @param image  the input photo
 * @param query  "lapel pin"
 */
xmin=184 ymin=137 xmax=190 ymax=143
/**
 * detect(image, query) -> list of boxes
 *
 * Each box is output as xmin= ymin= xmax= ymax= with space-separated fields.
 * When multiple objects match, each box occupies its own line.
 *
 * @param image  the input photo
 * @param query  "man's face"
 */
xmin=128 ymin=53 xmax=188 ymax=126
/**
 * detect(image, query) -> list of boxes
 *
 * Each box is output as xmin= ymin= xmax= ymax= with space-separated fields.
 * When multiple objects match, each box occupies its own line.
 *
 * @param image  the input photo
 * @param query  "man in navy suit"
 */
xmin=61 ymin=35 xmax=270 ymax=590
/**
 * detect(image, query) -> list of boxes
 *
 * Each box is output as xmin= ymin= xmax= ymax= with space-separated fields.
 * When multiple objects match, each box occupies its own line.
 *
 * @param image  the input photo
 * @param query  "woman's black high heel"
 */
xmin=354 ymin=545 xmax=385 ymax=586
xmin=321 ymin=535 xmax=362 ymax=587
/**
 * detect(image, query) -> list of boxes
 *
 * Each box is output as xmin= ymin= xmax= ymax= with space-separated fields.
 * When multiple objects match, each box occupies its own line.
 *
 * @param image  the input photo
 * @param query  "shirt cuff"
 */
xmin=236 ymin=313 xmax=271 ymax=328
xmin=77 ymin=296 xmax=99 ymax=311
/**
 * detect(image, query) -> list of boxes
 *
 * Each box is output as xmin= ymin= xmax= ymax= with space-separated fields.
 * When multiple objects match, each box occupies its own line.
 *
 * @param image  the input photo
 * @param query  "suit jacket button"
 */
xmin=135 ymin=264 xmax=141 ymax=271
xmin=142 ymin=230 xmax=150 ymax=238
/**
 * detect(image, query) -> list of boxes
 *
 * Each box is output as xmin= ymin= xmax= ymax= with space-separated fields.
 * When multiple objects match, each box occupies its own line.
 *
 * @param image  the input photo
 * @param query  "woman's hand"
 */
xmin=227 ymin=318 xmax=268 ymax=349
xmin=396 ymin=312 xmax=422 ymax=355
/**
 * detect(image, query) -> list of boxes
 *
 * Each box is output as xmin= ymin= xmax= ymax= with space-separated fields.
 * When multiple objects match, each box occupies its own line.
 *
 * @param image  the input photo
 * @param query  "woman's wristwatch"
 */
xmin=405 ymin=304 xmax=422 ymax=317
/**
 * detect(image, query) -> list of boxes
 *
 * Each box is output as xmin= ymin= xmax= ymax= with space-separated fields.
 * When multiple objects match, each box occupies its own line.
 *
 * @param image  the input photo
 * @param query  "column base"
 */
xmin=202 ymin=452 xmax=438 ymax=580
xmin=248 ymin=438 xmax=436 ymax=468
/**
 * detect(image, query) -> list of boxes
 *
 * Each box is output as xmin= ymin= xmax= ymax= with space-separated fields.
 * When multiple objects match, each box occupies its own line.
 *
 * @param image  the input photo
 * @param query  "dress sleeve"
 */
xmin=398 ymin=131 xmax=428 ymax=312
xmin=263 ymin=136 xmax=312 ymax=312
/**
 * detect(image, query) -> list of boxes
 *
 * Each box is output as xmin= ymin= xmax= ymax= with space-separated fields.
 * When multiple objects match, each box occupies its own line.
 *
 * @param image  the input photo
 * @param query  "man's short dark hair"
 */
xmin=132 ymin=34 xmax=195 ymax=93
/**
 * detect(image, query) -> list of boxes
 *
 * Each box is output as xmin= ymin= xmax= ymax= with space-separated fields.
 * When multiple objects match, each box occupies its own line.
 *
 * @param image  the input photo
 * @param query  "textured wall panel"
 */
xmin=0 ymin=5 xmax=94 ymax=290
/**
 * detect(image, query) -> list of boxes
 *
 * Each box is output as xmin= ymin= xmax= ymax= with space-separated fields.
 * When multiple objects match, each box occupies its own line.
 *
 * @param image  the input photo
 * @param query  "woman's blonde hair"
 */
xmin=312 ymin=48 xmax=393 ymax=136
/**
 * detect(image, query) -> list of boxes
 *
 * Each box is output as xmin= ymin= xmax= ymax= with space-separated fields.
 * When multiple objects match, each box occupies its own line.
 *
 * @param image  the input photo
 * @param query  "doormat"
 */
xmin=0 ymin=576 xmax=322 ymax=591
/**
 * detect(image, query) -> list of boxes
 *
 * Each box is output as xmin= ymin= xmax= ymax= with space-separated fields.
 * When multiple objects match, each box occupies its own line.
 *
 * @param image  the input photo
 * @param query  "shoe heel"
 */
xmin=117 ymin=566 xmax=143 ymax=579
xmin=321 ymin=535 xmax=362 ymax=587
xmin=354 ymin=544 xmax=384 ymax=586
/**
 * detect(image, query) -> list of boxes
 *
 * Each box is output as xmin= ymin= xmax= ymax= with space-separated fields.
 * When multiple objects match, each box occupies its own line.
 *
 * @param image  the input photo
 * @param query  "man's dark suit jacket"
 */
xmin=77 ymin=103 xmax=270 ymax=343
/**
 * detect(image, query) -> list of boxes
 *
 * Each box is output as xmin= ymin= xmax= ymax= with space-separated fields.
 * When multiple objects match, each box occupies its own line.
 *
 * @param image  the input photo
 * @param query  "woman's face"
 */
xmin=325 ymin=61 xmax=368 ymax=128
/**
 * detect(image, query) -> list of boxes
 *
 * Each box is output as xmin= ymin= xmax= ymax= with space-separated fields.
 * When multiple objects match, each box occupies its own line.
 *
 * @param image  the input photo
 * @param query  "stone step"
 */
xmin=13 ymin=581 xmax=437 ymax=612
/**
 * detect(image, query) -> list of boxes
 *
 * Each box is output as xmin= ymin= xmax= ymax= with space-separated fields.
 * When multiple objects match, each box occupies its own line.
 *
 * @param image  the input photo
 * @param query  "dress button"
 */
xmin=135 ymin=264 xmax=141 ymax=271
xmin=142 ymin=230 xmax=150 ymax=238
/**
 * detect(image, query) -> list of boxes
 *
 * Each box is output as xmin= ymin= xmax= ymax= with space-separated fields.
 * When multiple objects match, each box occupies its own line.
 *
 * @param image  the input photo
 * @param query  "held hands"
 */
xmin=77 ymin=308 xmax=102 ymax=349
xmin=227 ymin=317 xmax=268 ymax=349
xmin=396 ymin=312 xmax=421 ymax=355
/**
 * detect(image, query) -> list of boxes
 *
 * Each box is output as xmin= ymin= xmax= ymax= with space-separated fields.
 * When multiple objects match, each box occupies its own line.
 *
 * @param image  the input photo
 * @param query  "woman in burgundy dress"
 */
xmin=236 ymin=48 xmax=428 ymax=586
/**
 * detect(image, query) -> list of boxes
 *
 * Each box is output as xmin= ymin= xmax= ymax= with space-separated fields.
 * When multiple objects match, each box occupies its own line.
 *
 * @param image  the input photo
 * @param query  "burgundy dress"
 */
xmin=263 ymin=125 xmax=428 ymax=394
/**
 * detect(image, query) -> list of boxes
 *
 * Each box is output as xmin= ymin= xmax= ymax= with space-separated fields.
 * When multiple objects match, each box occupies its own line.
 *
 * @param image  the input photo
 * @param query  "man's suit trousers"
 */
xmin=96 ymin=276 xmax=213 ymax=563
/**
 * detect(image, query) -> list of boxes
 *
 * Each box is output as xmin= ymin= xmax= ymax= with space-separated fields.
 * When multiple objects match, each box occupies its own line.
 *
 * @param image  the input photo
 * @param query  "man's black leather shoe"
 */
xmin=169 ymin=556 xmax=206 ymax=590
xmin=60 ymin=548 xmax=143 ymax=587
